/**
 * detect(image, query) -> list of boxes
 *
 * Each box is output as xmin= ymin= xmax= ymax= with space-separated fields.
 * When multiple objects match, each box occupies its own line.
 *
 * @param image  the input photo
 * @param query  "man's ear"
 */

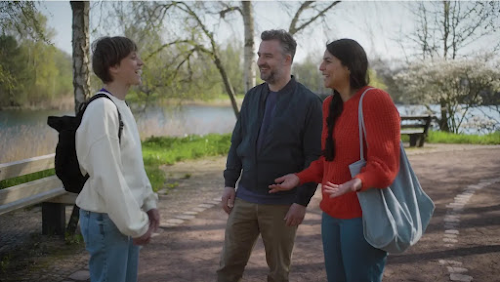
xmin=286 ymin=54 xmax=292 ymax=65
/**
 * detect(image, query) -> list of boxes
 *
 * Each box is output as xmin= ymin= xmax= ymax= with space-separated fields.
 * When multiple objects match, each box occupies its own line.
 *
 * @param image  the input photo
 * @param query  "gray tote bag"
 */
xmin=348 ymin=88 xmax=435 ymax=254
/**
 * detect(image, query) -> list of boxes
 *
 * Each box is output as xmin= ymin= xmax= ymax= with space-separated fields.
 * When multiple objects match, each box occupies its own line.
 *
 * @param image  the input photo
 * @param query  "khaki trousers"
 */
xmin=217 ymin=198 xmax=298 ymax=282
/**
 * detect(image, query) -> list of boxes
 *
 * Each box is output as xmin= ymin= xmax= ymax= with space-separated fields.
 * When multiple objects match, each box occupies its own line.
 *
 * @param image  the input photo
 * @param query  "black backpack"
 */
xmin=47 ymin=94 xmax=123 ymax=193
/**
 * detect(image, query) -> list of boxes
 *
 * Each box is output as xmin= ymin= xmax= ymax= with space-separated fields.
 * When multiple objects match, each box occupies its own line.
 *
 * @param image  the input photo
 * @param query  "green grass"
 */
xmin=401 ymin=130 xmax=500 ymax=145
xmin=142 ymin=133 xmax=231 ymax=166
xmin=142 ymin=133 xmax=231 ymax=191
xmin=0 ymin=169 xmax=55 ymax=189
xmin=144 ymin=164 xmax=166 ymax=193
xmin=427 ymin=130 xmax=500 ymax=145
xmin=0 ymin=134 xmax=231 ymax=191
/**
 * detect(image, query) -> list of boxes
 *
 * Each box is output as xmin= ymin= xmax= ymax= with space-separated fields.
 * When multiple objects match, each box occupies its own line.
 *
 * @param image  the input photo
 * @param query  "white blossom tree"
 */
xmin=395 ymin=57 xmax=500 ymax=133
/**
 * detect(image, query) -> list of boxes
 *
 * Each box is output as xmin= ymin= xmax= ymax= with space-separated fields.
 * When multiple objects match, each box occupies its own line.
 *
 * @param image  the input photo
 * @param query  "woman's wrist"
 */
xmin=352 ymin=178 xmax=362 ymax=192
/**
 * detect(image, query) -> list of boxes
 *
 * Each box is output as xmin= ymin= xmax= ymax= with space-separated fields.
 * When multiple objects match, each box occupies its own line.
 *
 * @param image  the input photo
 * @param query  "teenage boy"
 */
xmin=76 ymin=36 xmax=159 ymax=282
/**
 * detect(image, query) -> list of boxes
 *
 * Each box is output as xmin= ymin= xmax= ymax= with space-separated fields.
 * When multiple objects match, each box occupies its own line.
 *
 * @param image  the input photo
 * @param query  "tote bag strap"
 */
xmin=357 ymin=88 xmax=375 ymax=160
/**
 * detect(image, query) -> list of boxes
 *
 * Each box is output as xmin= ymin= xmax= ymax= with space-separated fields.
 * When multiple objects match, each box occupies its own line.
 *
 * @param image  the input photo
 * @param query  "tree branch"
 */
xmin=289 ymin=1 xmax=341 ymax=35
xmin=289 ymin=1 xmax=313 ymax=35
xmin=219 ymin=6 xmax=242 ymax=18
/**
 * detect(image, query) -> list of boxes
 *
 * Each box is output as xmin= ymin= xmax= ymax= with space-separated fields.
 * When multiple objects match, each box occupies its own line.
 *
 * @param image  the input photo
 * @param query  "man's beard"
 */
xmin=260 ymin=68 xmax=278 ymax=84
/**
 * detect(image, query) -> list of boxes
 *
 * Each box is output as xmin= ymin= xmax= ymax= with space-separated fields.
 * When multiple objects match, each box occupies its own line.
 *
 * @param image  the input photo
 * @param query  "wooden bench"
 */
xmin=0 ymin=154 xmax=78 ymax=237
xmin=400 ymin=115 xmax=434 ymax=147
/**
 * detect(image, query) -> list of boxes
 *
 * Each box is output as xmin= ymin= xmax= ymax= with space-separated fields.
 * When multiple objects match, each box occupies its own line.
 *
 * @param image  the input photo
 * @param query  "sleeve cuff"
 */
xmin=143 ymin=196 xmax=158 ymax=212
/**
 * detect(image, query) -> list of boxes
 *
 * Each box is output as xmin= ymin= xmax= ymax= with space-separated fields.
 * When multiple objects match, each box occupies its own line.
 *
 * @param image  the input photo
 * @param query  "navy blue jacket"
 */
xmin=224 ymin=77 xmax=322 ymax=206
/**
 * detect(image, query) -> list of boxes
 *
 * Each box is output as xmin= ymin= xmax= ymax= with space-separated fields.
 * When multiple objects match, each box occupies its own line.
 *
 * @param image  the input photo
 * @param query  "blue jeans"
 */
xmin=321 ymin=213 xmax=387 ymax=282
xmin=80 ymin=209 xmax=140 ymax=282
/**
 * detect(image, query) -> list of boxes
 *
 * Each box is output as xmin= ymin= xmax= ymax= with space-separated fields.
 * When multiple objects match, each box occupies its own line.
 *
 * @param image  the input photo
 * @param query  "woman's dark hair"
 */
xmin=324 ymin=39 xmax=370 ymax=161
xmin=92 ymin=36 xmax=138 ymax=83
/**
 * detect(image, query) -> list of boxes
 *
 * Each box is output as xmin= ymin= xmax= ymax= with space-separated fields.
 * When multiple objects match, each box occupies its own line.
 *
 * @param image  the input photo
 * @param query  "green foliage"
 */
xmin=368 ymin=69 xmax=387 ymax=91
xmin=293 ymin=52 xmax=387 ymax=97
xmin=0 ymin=1 xmax=48 ymax=42
xmin=293 ymin=52 xmax=326 ymax=95
xmin=220 ymin=42 xmax=245 ymax=96
xmin=0 ymin=9 xmax=72 ymax=109
xmin=0 ymin=35 xmax=23 ymax=104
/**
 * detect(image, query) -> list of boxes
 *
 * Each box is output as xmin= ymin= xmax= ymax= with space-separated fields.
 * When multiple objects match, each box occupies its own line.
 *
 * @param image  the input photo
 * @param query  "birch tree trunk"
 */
xmin=242 ymin=1 xmax=255 ymax=94
xmin=70 ymin=1 xmax=90 ymax=113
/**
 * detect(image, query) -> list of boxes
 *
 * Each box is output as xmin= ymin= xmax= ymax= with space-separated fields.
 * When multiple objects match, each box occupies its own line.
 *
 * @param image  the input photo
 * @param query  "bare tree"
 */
xmin=241 ymin=2 xmax=255 ymax=94
xmin=402 ymin=1 xmax=500 ymax=131
xmin=70 ymin=1 xmax=91 ymax=112
xmin=106 ymin=1 xmax=344 ymax=117
xmin=145 ymin=2 xmax=241 ymax=116
xmin=408 ymin=1 xmax=500 ymax=60
xmin=217 ymin=1 xmax=256 ymax=94
xmin=219 ymin=1 xmax=341 ymax=95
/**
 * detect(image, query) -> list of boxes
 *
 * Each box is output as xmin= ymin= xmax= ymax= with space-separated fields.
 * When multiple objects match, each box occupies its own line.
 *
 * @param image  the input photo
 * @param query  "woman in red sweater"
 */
xmin=269 ymin=39 xmax=400 ymax=281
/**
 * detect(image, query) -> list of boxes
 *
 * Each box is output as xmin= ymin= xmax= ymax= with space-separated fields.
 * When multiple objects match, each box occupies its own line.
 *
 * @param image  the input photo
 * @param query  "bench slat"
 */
xmin=401 ymin=130 xmax=425 ymax=135
xmin=0 ymin=175 xmax=63 ymax=205
xmin=401 ymin=124 xmax=427 ymax=129
xmin=48 ymin=193 xmax=78 ymax=204
xmin=0 ymin=187 xmax=66 ymax=216
xmin=400 ymin=115 xmax=432 ymax=121
xmin=0 ymin=154 xmax=55 ymax=181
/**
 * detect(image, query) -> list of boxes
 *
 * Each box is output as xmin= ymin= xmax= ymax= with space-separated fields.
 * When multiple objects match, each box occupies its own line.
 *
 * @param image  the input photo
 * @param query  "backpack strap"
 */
xmin=79 ymin=93 xmax=124 ymax=143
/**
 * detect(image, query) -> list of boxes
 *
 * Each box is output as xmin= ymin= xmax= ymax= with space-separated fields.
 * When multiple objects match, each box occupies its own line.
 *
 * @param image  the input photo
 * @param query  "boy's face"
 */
xmin=110 ymin=51 xmax=144 ymax=86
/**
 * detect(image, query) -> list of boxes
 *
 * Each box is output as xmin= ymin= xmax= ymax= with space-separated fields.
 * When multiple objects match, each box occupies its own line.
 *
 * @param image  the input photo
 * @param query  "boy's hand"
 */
xmin=147 ymin=208 xmax=160 ymax=233
xmin=133 ymin=225 xmax=153 ymax=245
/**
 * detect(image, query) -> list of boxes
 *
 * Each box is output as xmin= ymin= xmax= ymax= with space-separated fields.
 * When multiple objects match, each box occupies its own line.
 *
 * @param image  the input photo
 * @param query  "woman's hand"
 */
xmin=269 ymin=174 xmax=300 ymax=193
xmin=323 ymin=178 xmax=362 ymax=198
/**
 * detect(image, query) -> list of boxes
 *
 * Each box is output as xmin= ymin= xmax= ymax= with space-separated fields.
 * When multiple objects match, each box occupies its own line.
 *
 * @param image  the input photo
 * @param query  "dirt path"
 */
xmin=1 ymin=144 xmax=499 ymax=281
xmin=137 ymin=144 xmax=500 ymax=282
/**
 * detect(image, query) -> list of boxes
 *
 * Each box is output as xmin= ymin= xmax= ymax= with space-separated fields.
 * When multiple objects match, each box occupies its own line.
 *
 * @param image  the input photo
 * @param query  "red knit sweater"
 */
xmin=296 ymin=86 xmax=401 ymax=219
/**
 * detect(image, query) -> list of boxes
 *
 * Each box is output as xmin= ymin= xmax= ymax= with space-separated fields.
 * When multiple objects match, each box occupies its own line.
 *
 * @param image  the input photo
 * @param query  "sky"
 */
xmin=40 ymin=1 xmax=416 ymax=63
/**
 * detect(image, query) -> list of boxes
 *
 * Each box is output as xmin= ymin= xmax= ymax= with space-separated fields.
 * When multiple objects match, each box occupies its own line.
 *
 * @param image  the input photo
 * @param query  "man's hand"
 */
xmin=268 ymin=174 xmax=300 ymax=193
xmin=284 ymin=203 xmax=306 ymax=227
xmin=147 ymin=208 xmax=160 ymax=233
xmin=323 ymin=178 xmax=362 ymax=198
xmin=221 ymin=187 xmax=236 ymax=214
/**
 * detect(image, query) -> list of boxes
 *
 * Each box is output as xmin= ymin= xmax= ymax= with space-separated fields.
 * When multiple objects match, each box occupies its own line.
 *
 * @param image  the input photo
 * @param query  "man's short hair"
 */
xmin=92 ymin=36 xmax=137 ymax=83
xmin=261 ymin=29 xmax=297 ymax=62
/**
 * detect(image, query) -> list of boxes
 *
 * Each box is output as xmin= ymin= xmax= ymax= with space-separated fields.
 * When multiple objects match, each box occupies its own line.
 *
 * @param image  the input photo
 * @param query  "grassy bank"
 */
xmin=0 ymin=134 xmax=232 ymax=192
xmin=142 ymin=134 xmax=231 ymax=191
xmin=2 ymin=131 xmax=497 ymax=191
xmin=427 ymin=130 xmax=500 ymax=144
xmin=401 ymin=130 xmax=500 ymax=145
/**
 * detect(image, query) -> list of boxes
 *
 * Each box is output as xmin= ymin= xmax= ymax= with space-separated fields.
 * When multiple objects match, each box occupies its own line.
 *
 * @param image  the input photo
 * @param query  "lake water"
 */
xmin=0 ymin=103 xmax=498 ymax=163
xmin=0 ymin=105 xmax=237 ymax=137
xmin=0 ymin=105 xmax=237 ymax=163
